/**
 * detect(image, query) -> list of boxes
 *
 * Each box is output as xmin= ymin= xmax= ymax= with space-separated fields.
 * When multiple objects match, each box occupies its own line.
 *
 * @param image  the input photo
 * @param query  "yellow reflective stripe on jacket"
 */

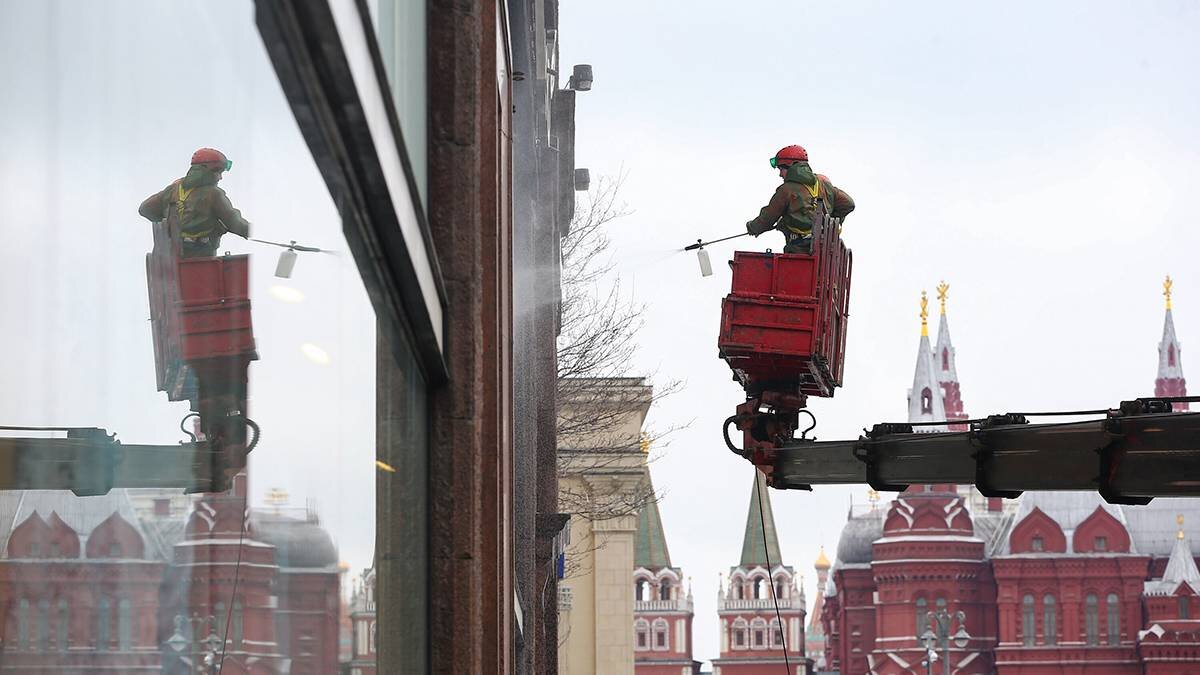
xmin=175 ymin=183 xmax=215 ymax=239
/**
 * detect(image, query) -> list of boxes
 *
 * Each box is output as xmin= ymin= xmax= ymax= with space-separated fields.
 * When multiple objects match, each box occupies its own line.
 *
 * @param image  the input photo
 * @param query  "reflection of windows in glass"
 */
xmin=232 ymin=600 xmax=244 ymax=648
xmin=215 ymin=601 xmax=226 ymax=641
xmin=1180 ymin=596 xmax=1191 ymax=620
xmin=1031 ymin=536 xmax=1044 ymax=552
xmin=921 ymin=388 xmax=933 ymax=414
xmin=1085 ymin=594 xmax=1099 ymax=645
xmin=97 ymin=598 xmax=110 ymax=651
xmin=1043 ymin=595 xmax=1057 ymax=646
xmin=1022 ymin=594 xmax=1035 ymax=647
xmin=1106 ymin=594 xmax=1120 ymax=645
xmin=18 ymin=599 xmax=30 ymax=649
xmin=1094 ymin=536 xmax=1107 ymax=552
xmin=37 ymin=599 xmax=50 ymax=651
xmin=118 ymin=599 xmax=132 ymax=650
xmin=57 ymin=599 xmax=69 ymax=651
xmin=915 ymin=597 xmax=928 ymax=638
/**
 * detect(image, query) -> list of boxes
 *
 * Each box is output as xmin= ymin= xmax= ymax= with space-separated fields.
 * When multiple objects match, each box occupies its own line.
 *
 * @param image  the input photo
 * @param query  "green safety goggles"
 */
xmin=221 ymin=159 xmax=233 ymax=172
xmin=769 ymin=156 xmax=780 ymax=168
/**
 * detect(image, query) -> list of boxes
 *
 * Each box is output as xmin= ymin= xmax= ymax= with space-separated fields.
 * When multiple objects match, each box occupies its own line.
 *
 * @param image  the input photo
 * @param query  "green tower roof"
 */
xmin=739 ymin=471 xmax=783 ymax=567
xmin=635 ymin=479 xmax=672 ymax=570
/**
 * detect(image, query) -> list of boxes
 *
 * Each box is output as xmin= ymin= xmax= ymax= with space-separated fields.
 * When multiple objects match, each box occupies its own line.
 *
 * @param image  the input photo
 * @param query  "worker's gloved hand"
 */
xmin=745 ymin=221 xmax=760 ymax=236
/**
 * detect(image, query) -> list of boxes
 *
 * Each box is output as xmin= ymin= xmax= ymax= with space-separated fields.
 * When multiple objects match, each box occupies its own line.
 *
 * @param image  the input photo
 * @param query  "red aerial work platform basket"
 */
xmin=718 ymin=216 xmax=852 ymax=398
xmin=146 ymin=224 xmax=258 ymax=407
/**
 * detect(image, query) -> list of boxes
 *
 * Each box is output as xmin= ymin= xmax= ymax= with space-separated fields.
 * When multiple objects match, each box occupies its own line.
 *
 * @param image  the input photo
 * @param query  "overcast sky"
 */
xmin=560 ymin=0 xmax=1200 ymax=663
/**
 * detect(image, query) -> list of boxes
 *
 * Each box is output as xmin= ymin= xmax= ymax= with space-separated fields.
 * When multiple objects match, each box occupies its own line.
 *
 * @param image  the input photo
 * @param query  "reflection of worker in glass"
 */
xmin=745 ymin=144 xmax=855 ymax=254
xmin=139 ymin=148 xmax=251 ymax=258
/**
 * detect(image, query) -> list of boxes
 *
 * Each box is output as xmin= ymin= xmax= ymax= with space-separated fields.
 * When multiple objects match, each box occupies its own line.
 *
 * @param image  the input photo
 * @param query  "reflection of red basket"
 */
xmin=718 ymin=221 xmax=852 ymax=398
xmin=146 ymin=226 xmax=257 ymax=406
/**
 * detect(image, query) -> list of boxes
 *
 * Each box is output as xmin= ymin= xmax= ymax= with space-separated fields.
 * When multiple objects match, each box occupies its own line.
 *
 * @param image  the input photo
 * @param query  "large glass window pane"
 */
xmin=0 ymin=3 xmax=393 ymax=672
xmin=371 ymin=0 xmax=428 ymax=209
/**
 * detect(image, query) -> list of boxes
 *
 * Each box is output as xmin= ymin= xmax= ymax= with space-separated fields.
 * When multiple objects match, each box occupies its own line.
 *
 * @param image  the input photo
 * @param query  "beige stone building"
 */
xmin=557 ymin=378 xmax=654 ymax=674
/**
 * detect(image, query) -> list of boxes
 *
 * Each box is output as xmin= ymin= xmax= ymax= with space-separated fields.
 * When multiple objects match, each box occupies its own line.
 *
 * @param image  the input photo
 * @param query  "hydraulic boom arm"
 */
xmin=740 ymin=397 xmax=1200 ymax=505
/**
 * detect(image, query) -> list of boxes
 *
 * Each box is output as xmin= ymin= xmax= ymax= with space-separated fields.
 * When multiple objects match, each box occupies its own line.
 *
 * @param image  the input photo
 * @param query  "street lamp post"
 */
xmin=163 ymin=614 xmax=223 ymax=675
xmin=920 ymin=609 xmax=970 ymax=675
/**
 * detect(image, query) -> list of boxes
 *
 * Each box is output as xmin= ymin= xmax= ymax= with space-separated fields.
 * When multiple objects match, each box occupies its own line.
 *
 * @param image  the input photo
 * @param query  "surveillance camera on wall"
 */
xmin=570 ymin=64 xmax=593 ymax=91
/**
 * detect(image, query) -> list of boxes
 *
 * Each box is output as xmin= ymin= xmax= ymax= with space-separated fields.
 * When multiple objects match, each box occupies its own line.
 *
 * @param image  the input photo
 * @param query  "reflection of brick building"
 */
xmin=0 ymin=477 xmax=340 ymax=674
xmin=712 ymin=474 xmax=806 ymax=675
xmin=820 ymin=284 xmax=1200 ymax=675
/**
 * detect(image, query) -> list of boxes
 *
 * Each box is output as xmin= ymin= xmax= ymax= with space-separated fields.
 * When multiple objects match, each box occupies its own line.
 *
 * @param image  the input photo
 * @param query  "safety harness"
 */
xmin=174 ymin=182 xmax=216 ymax=241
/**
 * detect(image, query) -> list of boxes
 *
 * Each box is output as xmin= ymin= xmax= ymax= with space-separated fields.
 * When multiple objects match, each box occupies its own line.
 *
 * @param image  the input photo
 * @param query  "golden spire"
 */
xmin=639 ymin=433 xmax=651 ymax=454
xmin=1165 ymin=275 xmax=1174 ymax=311
xmin=936 ymin=281 xmax=950 ymax=315
xmin=814 ymin=545 xmax=831 ymax=570
xmin=867 ymin=488 xmax=880 ymax=509
xmin=920 ymin=291 xmax=929 ymax=337
xmin=1178 ymin=513 xmax=1186 ymax=540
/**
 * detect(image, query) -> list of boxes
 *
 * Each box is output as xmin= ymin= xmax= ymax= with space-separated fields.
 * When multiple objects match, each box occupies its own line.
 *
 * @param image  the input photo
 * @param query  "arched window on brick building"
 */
xmin=1042 ymin=595 xmax=1057 ymax=646
xmin=634 ymin=619 xmax=649 ymax=650
xmin=751 ymin=618 xmax=767 ymax=649
xmin=1085 ymin=594 xmax=1100 ymax=645
xmin=1180 ymin=596 xmax=1191 ymax=620
xmin=659 ymin=579 xmax=672 ymax=601
xmin=921 ymin=388 xmax=933 ymax=414
xmin=635 ymin=578 xmax=650 ymax=601
xmin=17 ymin=599 xmax=30 ymax=650
xmin=1021 ymin=595 xmax=1035 ymax=647
xmin=771 ymin=618 xmax=784 ymax=648
xmin=652 ymin=618 xmax=669 ymax=650
xmin=1106 ymin=593 xmax=1120 ymax=645
xmin=915 ymin=597 xmax=928 ymax=638
xmin=753 ymin=577 xmax=767 ymax=600
xmin=732 ymin=618 xmax=748 ymax=649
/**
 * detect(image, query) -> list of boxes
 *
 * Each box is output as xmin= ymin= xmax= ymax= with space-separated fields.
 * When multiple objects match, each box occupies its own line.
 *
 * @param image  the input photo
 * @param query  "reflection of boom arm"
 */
xmin=0 ymin=428 xmax=219 ymax=495
xmin=738 ymin=397 xmax=1200 ymax=505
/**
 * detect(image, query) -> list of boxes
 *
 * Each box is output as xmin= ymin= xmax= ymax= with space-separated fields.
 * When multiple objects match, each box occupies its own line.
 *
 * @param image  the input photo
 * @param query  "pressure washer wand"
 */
xmin=683 ymin=232 xmax=750 ymax=251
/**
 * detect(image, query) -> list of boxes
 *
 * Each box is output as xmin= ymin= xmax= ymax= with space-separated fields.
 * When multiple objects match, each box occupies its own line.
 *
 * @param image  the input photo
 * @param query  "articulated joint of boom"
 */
xmin=723 ymin=391 xmax=812 ymax=487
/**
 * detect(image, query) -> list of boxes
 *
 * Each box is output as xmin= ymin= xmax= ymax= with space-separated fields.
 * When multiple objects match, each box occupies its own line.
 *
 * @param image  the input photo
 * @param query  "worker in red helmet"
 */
xmin=745 ymin=145 xmax=855 ymax=254
xmin=138 ymin=148 xmax=252 ymax=258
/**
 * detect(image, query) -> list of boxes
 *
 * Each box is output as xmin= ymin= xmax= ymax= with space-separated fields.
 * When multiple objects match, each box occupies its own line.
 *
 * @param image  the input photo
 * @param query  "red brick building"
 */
xmin=713 ymin=474 xmax=807 ymax=675
xmin=820 ymin=284 xmax=1200 ymax=675
xmin=634 ymin=472 xmax=698 ymax=675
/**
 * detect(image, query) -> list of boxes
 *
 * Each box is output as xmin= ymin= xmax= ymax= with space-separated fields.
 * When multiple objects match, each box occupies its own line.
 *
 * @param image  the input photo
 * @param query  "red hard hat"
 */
xmin=191 ymin=148 xmax=231 ymax=172
xmin=774 ymin=145 xmax=808 ymax=163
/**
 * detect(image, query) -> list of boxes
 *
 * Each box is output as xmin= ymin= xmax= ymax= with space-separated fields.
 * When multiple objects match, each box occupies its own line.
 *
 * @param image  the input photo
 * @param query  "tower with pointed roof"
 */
xmin=713 ymin=472 xmax=805 ymax=674
xmin=1138 ymin=514 xmax=1200 ymax=673
xmin=633 ymin=472 xmax=695 ymax=674
xmin=1155 ymin=275 xmax=1188 ymax=409
xmin=805 ymin=546 xmax=831 ymax=670
xmin=934 ymin=282 xmax=969 ymax=431
xmin=908 ymin=291 xmax=948 ymax=431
